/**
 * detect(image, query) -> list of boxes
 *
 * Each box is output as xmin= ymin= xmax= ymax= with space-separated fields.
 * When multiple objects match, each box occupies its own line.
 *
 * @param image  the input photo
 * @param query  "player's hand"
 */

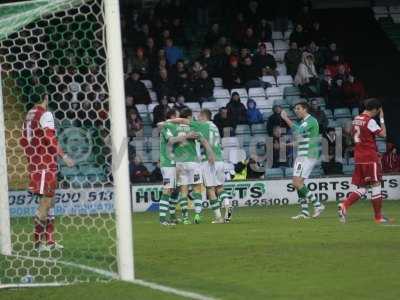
xmin=208 ymin=154 xmax=215 ymax=165
xmin=63 ymin=155 xmax=75 ymax=167
xmin=280 ymin=110 xmax=288 ymax=119
xmin=380 ymin=108 xmax=384 ymax=118
xmin=186 ymin=132 xmax=199 ymax=140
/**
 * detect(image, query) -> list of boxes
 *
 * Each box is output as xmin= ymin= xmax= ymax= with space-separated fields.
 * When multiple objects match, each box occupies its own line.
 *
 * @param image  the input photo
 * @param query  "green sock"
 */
xmin=159 ymin=194 xmax=169 ymax=223
xmin=209 ymin=198 xmax=222 ymax=219
xmin=299 ymin=186 xmax=321 ymax=208
xmin=179 ymin=196 xmax=189 ymax=220
xmin=218 ymin=190 xmax=230 ymax=208
xmin=297 ymin=189 xmax=309 ymax=216
xmin=169 ymin=192 xmax=179 ymax=220
xmin=192 ymin=192 xmax=202 ymax=215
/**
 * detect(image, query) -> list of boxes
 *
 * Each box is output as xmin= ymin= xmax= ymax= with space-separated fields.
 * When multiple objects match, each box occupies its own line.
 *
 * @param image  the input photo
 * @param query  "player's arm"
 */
xmin=199 ymin=136 xmax=216 ymax=164
xmin=40 ymin=112 xmax=75 ymax=167
xmin=367 ymin=113 xmax=386 ymax=139
xmin=378 ymin=108 xmax=387 ymax=138
xmin=157 ymin=118 xmax=189 ymax=129
xmin=280 ymin=110 xmax=300 ymax=131
xmin=167 ymin=132 xmax=199 ymax=145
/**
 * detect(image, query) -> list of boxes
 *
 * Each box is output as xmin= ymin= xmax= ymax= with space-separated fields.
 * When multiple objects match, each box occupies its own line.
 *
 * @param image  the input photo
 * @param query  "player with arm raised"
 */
xmin=20 ymin=94 xmax=75 ymax=251
xmin=338 ymin=98 xmax=391 ymax=223
xmin=280 ymin=102 xmax=325 ymax=219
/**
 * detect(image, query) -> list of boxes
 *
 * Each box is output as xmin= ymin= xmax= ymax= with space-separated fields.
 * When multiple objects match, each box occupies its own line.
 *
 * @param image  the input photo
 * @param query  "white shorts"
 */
xmin=293 ymin=157 xmax=318 ymax=179
xmin=176 ymin=162 xmax=203 ymax=186
xmin=161 ymin=167 xmax=176 ymax=189
xmin=201 ymin=161 xmax=225 ymax=187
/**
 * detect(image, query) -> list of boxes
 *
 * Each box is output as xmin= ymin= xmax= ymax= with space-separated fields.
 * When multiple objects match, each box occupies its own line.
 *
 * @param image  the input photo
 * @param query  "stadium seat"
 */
xmin=266 ymin=168 xmax=283 ymax=178
xmin=213 ymin=88 xmax=230 ymax=99
xmin=334 ymin=108 xmax=351 ymax=119
xmin=212 ymin=77 xmax=223 ymax=87
xmin=324 ymin=109 xmax=333 ymax=119
xmin=250 ymin=123 xmax=267 ymax=134
xmin=222 ymin=148 xmax=230 ymax=161
xmin=276 ymin=63 xmax=287 ymax=76
xmin=186 ymin=102 xmax=201 ymax=112
xmin=262 ymin=111 xmax=273 ymax=121
xmin=266 ymin=86 xmax=283 ymax=100
xmin=277 ymin=75 xmax=294 ymax=86
xmin=228 ymin=148 xmax=246 ymax=164
xmin=261 ymin=75 xmax=276 ymax=86
xmin=216 ymin=98 xmax=230 ymax=108
xmin=373 ymin=6 xmax=388 ymax=18
xmin=343 ymin=164 xmax=355 ymax=175
xmin=140 ymin=80 xmax=153 ymax=90
xmin=235 ymin=124 xmax=251 ymax=135
xmin=377 ymin=140 xmax=386 ymax=153
xmin=263 ymin=42 xmax=274 ymax=52
xmin=273 ymin=99 xmax=287 ymax=108
xmin=135 ymin=104 xmax=148 ymax=114
xmin=149 ymin=90 xmax=157 ymax=102
xmin=272 ymin=31 xmax=283 ymax=40
xmin=352 ymin=107 xmax=359 ymax=117
xmin=221 ymin=137 xmax=239 ymax=148
xmin=284 ymin=30 xmax=292 ymax=40
xmin=274 ymin=40 xmax=289 ymax=51
xmin=236 ymin=134 xmax=251 ymax=147
xmin=202 ymin=101 xmax=219 ymax=112
xmin=283 ymin=86 xmax=300 ymax=97
xmin=254 ymin=98 xmax=273 ymax=110
xmin=328 ymin=119 xmax=339 ymax=129
xmin=231 ymin=88 xmax=248 ymax=99
xmin=283 ymin=168 xmax=293 ymax=178
xmin=248 ymin=87 xmax=266 ymax=98
xmin=389 ymin=6 xmax=400 ymax=14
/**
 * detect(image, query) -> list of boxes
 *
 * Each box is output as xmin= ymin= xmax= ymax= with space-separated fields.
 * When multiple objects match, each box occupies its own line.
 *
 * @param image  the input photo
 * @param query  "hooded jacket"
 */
xmin=295 ymin=52 xmax=318 ymax=86
xmin=246 ymin=98 xmax=264 ymax=124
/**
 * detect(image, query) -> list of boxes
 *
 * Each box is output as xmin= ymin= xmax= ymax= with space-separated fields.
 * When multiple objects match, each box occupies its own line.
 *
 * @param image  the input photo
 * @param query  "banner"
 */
xmin=8 ymin=175 xmax=400 ymax=217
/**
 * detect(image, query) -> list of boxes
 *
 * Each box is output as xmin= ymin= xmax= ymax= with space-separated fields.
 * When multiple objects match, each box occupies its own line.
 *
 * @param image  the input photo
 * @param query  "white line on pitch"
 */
xmin=383 ymin=224 xmax=400 ymax=227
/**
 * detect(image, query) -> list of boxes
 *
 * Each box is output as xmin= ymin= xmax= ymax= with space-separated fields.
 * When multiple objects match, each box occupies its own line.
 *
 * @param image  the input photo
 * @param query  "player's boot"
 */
xmin=160 ymin=221 xmax=171 ymax=226
xmin=291 ymin=213 xmax=310 ymax=220
xmin=194 ymin=214 xmax=201 ymax=224
xmin=47 ymin=242 xmax=64 ymax=251
xmin=224 ymin=207 xmax=233 ymax=223
xmin=182 ymin=218 xmax=191 ymax=225
xmin=34 ymin=243 xmax=48 ymax=252
xmin=338 ymin=203 xmax=347 ymax=223
xmin=211 ymin=217 xmax=224 ymax=224
xmin=312 ymin=204 xmax=326 ymax=218
xmin=374 ymin=216 xmax=393 ymax=224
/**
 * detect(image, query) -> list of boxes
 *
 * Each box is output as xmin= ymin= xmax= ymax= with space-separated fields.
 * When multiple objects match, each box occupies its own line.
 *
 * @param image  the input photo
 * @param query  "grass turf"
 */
xmin=1 ymin=201 xmax=400 ymax=300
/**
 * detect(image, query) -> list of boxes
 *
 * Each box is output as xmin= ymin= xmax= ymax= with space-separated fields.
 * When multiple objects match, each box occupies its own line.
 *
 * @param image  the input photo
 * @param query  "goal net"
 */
xmin=0 ymin=0 xmax=133 ymax=286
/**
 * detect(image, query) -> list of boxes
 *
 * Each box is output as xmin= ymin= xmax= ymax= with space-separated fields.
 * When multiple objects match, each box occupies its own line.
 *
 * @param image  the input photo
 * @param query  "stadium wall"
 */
xmin=8 ymin=175 xmax=400 ymax=217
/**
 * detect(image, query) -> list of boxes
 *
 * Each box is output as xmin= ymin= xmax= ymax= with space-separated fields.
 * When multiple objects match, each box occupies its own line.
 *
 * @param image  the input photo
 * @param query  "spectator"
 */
xmin=284 ymin=41 xmax=302 ymax=78
xmin=175 ymin=72 xmax=196 ymax=102
xmin=326 ymin=78 xmax=346 ymax=110
xmin=325 ymin=42 xmax=340 ymax=65
xmin=308 ymin=21 xmax=325 ymax=46
xmin=124 ymin=71 xmax=151 ymax=105
xmin=310 ymin=99 xmax=328 ymax=134
xmin=253 ymin=43 xmax=277 ymax=76
xmin=164 ymin=38 xmax=183 ymax=65
xmin=170 ymin=59 xmax=187 ymax=81
xmin=242 ymin=56 xmax=266 ymax=89
xmin=125 ymin=95 xmax=137 ymax=111
xmin=219 ymin=44 xmax=234 ymax=70
xmin=295 ymin=52 xmax=319 ymax=97
xmin=213 ymin=107 xmax=233 ymax=137
xmin=232 ymin=13 xmax=247 ymax=44
xmin=145 ymin=37 xmax=158 ymax=67
xmin=153 ymin=68 xmax=176 ymax=101
xmin=289 ymin=24 xmax=307 ymax=48
xmin=205 ymin=23 xmax=221 ymax=47
xmin=257 ymin=18 xmax=272 ymax=43
xmin=150 ymin=161 xmax=163 ymax=182
xmin=382 ymin=143 xmax=400 ymax=173
xmin=129 ymin=155 xmax=150 ymax=183
xmin=129 ymin=47 xmax=149 ymax=77
xmin=227 ymin=92 xmax=248 ymax=127
xmin=296 ymin=5 xmax=313 ymax=29
xmin=195 ymin=69 xmax=215 ymax=102
xmin=247 ymin=155 xmax=266 ymax=179
xmin=127 ymin=108 xmax=144 ymax=138
xmin=190 ymin=60 xmax=204 ymax=80
xmin=246 ymin=98 xmax=264 ymax=125
xmin=321 ymin=127 xmax=343 ymax=175
xmin=267 ymin=105 xmax=289 ymax=136
xmin=272 ymin=126 xmax=291 ymax=168
xmin=173 ymin=94 xmax=189 ymax=112
xmin=307 ymin=41 xmax=326 ymax=72
xmin=239 ymin=48 xmax=251 ymax=63
xmin=343 ymin=75 xmax=366 ymax=108
xmin=222 ymin=56 xmax=244 ymax=90
xmin=212 ymin=36 xmax=229 ymax=57
xmin=198 ymin=47 xmax=218 ymax=76
xmin=152 ymin=96 xmax=170 ymax=127
xmin=241 ymin=27 xmax=258 ymax=51
xmin=329 ymin=60 xmax=351 ymax=81
xmin=170 ymin=18 xmax=186 ymax=46
xmin=342 ymin=120 xmax=354 ymax=161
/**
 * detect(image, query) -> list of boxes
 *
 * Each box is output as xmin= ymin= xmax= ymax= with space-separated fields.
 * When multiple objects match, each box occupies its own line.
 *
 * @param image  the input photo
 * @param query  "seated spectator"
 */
xmin=129 ymin=155 xmax=150 ymax=183
xmin=267 ymin=105 xmax=289 ymax=136
xmin=247 ymin=156 xmax=266 ymax=179
xmin=326 ymin=55 xmax=351 ymax=78
xmin=175 ymin=72 xmax=196 ymax=102
xmin=222 ymin=56 xmax=244 ymax=90
xmin=310 ymin=99 xmax=328 ymax=134
xmin=242 ymin=56 xmax=267 ymax=89
xmin=153 ymin=68 xmax=176 ymax=101
xmin=173 ymin=95 xmax=189 ymax=112
xmin=205 ymin=23 xmax=221 ymax=47
xmin=342 ymin=120 xmax=354 ymax=161
xmin=152 ymin=96 xmax=170 ymax=127
xmin=239 ymin=47 xmax=251 ymax=63
xmin=332 ymin=64 xmax=350 ymax=83
xmin=295 ymin=52 xmax=319 ymax=97
xmin=190 ymin=60 xmax=204 ymax=80
xmin=308 ymin=21 xmax=325 ymax=46
xmin=125 ymin=95 xmax=137 ymax=111
xmin=343 ymin=75 xmax=366 ymax=108
xmin=150 ymin=57 xmax=169 ymax=79
xmin=227 ymin=92 xmax=248 ymax=127
xmin=218 ymin=44 xmax=235 ymax=70
xmin=127 ymin=108 xmax=144 ymax=138
xmin=241 ymin=27 xmax=258 ymax=51
xmin=322 ymin=127 xmax=343 ymax=175
xmin=232 ymin=160 xmax=248 ymax=180
xmin=257 ymin=18 xmax=272 ymax=43
xmin=170 ymin=18 xmax=186 ymax=46
xmin=289 ymin=24 xmax=307 ymax=49
xmin=307 ymin=41 xmax=326 ymax=72
xmin=325 ymin=42 xmax=339 ymax=65
xmin=164 ymin=38 xmax=183 ymax=66
xmin=213 ymin=107 xmax=233 ymax=137
xmin=326 ymin=78 xmax=346 ymax=110
xmin=382 ymin=143 xmax=400 ymax=173
xmin=195 ymin=69 xmax=215 ymax=102
xmin=284 ymin=41 xmax=302 ymax=78
xmin=198 ymin=47 xmax=218 ymax=76
xmin=129 ymin=47 xmax=149 ymax=78
xmin=150 ymin=161 xmax=163 ymax=182
xmin=212 ymin=36 xmax=229 ymax=57
xmin=145 ymin=37 xmax=158 ymax=65
xmin=170 ymin=59 xmax=187 ymax=81
xmin=246 ymin=98 xmax=263 ymax=125
xmin=254 ymin=43 xmax=277 ymax=77
xmin=232 ymin=13 xmax=247 ymax=44
xmin=272 ymin=126 xmax=292 ymax=168
xmin=124 ymin=71 xmax=151 ymax=105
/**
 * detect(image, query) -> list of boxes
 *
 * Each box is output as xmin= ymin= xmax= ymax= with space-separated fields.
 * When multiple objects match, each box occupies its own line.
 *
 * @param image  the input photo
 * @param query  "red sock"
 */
xmin=34 ymin=218 xmax=45 ymax=244
xmin=371 ymin=196 xmax=383 ymax=220
xmin=45 ymin=219 xmax=55 ymax=245
xmin=343 ymin=191 xmax=362 ymax=209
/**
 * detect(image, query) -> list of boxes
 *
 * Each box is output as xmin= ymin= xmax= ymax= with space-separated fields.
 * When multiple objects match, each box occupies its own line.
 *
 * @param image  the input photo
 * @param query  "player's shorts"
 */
xmin=29 ymin=169 xmax=57 ymax=197
xmin=352 ymin=161 xmax=383 ymax=187
xmin=161 ymin=167 xmax=176 ymax=189
xmin=176 ymin=162 xmax=203 ymax=186
xmin=293 ymin=157 xmax=318 ymax=179
xmin=201 ymin=161 xmax=225 ymax=187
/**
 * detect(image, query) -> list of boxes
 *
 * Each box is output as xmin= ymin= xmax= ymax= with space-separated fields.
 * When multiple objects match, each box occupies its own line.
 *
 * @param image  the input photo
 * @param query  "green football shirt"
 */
xmin=173 ymin=124 xmax=201 ymax=163
xmin=160 ymin=122 xmax=178 ymax=167
xmin=190 ymin=120 xmax=223 ymax=162
xmin=292 ymin=114 xmax=320 ymax=159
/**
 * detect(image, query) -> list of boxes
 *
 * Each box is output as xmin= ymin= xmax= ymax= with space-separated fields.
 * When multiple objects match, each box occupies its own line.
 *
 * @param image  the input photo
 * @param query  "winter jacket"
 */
xmin=246 ymin=99 xmax=264 ymax=125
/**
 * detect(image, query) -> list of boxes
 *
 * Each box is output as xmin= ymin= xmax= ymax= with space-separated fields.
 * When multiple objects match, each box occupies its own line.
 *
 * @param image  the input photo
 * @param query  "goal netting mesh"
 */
xmin=0 ymin=0 xmax=121 ymax=285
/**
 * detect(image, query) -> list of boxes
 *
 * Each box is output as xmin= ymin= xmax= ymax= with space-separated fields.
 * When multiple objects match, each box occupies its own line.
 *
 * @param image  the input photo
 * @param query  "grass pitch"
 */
xmin=2 ymin=201 xmax=400 ymax=300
